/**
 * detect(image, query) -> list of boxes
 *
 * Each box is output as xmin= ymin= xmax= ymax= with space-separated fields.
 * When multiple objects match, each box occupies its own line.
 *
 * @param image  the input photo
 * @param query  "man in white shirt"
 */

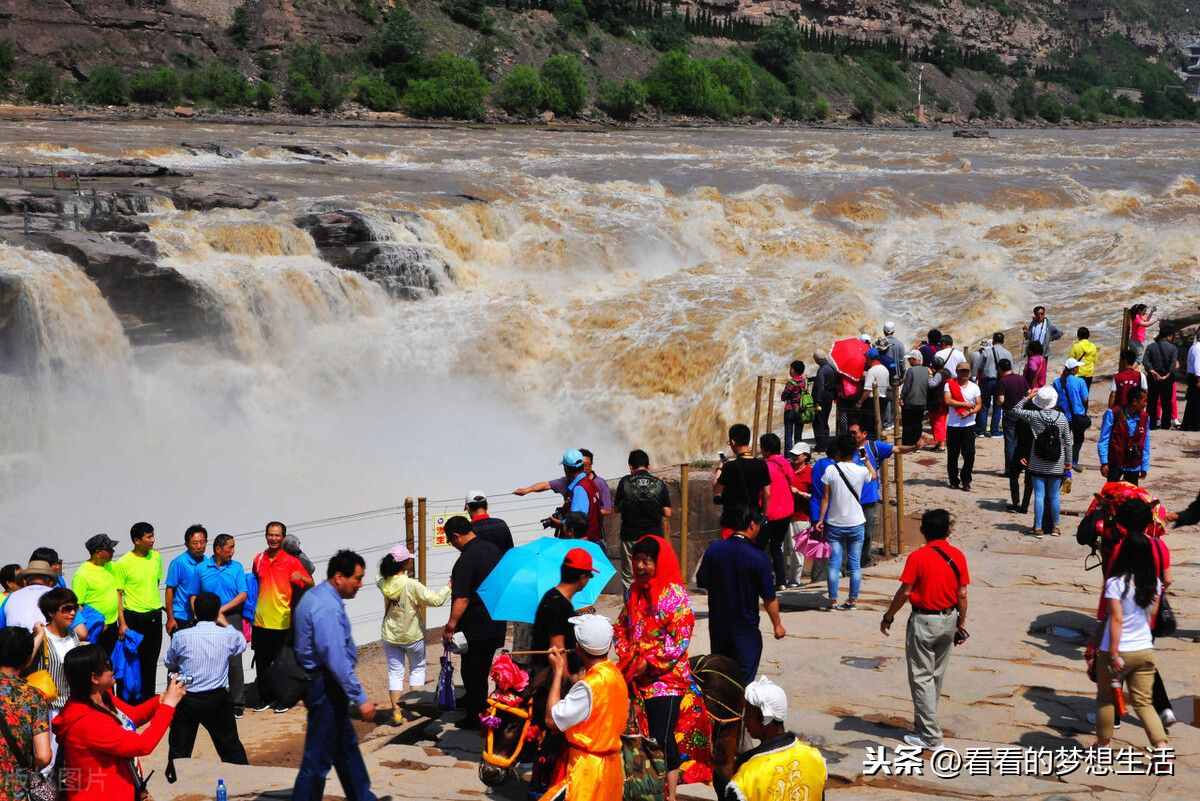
xmin=935 ymin=335 xmax=966 ymax=376
xmin=1 ymin=561 xmax=58 ymax=630
xmin=858 ymin=348 xmax=893 ymax=438
xmin=944 ymin=362 xmax=983 ymax=492
xmin=1184 ymin=335 xmax=1200 ymax=432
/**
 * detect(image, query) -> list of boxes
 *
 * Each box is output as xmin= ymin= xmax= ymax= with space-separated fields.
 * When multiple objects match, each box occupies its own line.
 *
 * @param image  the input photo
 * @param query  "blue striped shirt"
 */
xmin=162 ymin=620 xmax=246 ymax=693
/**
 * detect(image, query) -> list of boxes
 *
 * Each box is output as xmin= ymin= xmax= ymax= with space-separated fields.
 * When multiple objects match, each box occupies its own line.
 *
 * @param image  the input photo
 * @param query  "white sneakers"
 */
xmin=1161 ymin=708 xmax=1177 ymax=728
xmin=902 ymin=733 xmax=939 ymax=749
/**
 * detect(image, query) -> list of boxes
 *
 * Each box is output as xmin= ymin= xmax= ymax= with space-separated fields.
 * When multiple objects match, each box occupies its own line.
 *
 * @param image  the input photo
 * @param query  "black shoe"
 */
xmin=234 ymin=707 xmax=244 ymax=719
xmin=454 ymin=716 xmax=482 ymax=731
xmin=949 ymin=481 xmax=960 ymax=489
xmin=273 ymin=706 xmax=290 ymax=714
xmin=961 ymin=483 xmax=971 ymax=492
xmin=251 ymin=703 xmax=270 ymax=712
xmin=1005 ymin=504 xmax=1021 ymax=512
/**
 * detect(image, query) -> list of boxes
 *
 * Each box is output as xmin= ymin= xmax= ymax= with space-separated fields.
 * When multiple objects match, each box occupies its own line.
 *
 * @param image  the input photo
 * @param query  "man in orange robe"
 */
xmin=538 ymin=614 xmax=629 ymax=801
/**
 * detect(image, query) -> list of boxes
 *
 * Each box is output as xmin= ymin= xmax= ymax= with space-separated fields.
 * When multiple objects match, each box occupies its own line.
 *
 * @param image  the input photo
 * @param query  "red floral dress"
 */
xmin=615 ymin=582 xmax=714 ymax=784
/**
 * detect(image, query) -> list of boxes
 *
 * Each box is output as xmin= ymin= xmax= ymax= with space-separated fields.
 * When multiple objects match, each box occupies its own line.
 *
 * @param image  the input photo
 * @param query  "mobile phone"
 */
xmin=718 ymin=452 xmax=726 ymax=463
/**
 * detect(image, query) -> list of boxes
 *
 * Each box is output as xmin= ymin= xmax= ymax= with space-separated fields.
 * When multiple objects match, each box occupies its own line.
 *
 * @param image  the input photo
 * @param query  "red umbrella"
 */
xmin=829 ymin=337 xmax=869 ymax=398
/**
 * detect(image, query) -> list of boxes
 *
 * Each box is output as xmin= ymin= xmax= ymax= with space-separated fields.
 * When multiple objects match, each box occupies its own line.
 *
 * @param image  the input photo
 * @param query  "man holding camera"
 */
xmin=879 ymin=509 xmax=970 ymax=751
xmin=163 ymin=591 xmax=249 ymax=767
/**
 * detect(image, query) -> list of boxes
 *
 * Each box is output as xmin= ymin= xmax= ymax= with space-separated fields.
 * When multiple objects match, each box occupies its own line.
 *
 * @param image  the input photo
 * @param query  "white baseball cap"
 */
xmin=464 ymin=490 xmax=487 ymax=506
xmin=745 ymin=675 xmax=788 ymax=724
xmin=789 ymin=442 xmax=811 ymax=457
xmin=568 ymin=614 xmax=614 ymax=656
xmin=883 ymin=321 xmax=896 ymax=334
xmin=1064 ymin=358 xmax=1082 ymax=370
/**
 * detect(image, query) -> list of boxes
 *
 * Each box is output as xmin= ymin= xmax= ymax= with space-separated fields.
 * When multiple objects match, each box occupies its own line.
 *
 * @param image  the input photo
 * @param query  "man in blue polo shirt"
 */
xmin=165 ymin=524 xmax=208 ymax=635
xmin=848 ymin=422 xmax=893 ymax=569
xmin=1054 ymin=358 xmax=1092 ymax=467
xmin=198 ymin=533 xmax=249 ymax=717
xmin=696 ymin=506 xmax=786 ymax=684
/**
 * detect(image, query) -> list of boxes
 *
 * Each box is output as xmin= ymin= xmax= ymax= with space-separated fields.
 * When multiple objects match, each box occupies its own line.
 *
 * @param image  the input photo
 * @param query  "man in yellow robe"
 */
xmin=725 ymin=676 xmax=827 ymax=801
xmin=539 ymin=614 xmax=629 ymax=801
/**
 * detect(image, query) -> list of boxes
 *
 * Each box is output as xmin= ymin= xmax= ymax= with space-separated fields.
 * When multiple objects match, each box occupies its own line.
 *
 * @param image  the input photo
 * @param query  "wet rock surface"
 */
xmin=18 ymin=230 xmax=223 ymax=345
xmin=295 ymin=208 xmax=450 ymax=298
xmin=170 ymin=180 xmax=275 ymax=211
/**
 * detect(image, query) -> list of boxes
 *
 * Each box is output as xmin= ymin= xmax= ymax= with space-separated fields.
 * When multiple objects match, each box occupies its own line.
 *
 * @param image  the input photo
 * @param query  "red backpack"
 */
xmin=578 ymin=475 xmax=604 ymax=541
xmin=1112 ymin=368 xmax=1141 ymax=407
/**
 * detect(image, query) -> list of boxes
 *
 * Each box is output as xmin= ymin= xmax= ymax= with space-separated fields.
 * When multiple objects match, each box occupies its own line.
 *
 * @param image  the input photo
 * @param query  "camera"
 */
xmin=541 ymin=505 xmax=566 ymax=531
xmin=168 ymin=672 xmax=193 ymax=687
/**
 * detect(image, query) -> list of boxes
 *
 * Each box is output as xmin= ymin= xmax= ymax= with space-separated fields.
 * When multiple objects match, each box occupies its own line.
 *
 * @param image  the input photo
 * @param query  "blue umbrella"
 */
xmin=477 ymin=536 xmax=615 ymax=624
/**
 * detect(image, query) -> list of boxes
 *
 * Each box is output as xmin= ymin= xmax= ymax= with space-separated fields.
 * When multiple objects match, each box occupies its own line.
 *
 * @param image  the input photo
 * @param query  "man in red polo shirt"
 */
xmin=879 ymin=509 xmax=970 ymax=750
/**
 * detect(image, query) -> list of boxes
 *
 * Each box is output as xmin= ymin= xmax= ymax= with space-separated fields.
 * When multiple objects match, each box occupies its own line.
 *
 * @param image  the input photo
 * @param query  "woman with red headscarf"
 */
xmin=614 ymin=535 xmax=711 ymax=800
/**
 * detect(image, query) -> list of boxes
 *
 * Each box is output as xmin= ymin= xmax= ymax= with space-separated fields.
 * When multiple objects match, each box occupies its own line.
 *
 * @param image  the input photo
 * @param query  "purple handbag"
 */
xmin=436 ymin=654 xmax=457 ymax=711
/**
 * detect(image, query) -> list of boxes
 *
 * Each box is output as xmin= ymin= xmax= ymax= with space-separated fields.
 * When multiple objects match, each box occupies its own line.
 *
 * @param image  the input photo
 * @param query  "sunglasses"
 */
xmin=57 ymin=605 xmax=78 ymax=613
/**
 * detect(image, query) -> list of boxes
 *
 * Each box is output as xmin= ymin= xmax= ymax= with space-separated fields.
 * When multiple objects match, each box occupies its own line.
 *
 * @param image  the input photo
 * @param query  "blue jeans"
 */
xmin=826 ymin=523 xmax=864 ymax=602
xmin=1031 ymin=474 xmax=1062 ymax=532
xmin=976 ymin=377 xmax=1001 ymax=435
xmin=293 ymin=672 xmax=376 ymax=801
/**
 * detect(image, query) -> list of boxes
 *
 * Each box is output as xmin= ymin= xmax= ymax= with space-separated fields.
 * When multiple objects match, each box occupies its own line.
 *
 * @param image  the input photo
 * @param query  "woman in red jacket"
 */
xmin=51 ymin=644 xmax=186 ymax=801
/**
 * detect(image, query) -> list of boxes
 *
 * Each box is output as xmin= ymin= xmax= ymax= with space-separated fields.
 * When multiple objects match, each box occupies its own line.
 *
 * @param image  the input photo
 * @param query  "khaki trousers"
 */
xmin=906 ymin=609 xmax=958 ymax=745
xmin=1096 ymin=648 xmax=1167 ymax=745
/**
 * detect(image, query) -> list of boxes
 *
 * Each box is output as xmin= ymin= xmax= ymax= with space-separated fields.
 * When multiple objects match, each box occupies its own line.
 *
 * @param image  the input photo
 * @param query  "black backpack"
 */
xmin=1033 ymin=413 xmax=1062 ymax=463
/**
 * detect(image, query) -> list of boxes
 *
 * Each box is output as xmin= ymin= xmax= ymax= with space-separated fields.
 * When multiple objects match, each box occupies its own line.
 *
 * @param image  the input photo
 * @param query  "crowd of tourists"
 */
xmin=0 ymin=305 xmax=1196 ymax=801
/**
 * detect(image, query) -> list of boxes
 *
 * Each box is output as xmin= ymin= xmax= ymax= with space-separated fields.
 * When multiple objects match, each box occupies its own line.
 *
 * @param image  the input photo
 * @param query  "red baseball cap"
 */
xmin=563 ymin=547 xmax=598 ymax=574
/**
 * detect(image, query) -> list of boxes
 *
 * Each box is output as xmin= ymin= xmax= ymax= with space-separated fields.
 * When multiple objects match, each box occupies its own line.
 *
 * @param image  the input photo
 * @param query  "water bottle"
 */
xmin=1111 ymin=675 xmax=1126 ymax=720
xmin=216 ymin=778 xmax=227 ymax=801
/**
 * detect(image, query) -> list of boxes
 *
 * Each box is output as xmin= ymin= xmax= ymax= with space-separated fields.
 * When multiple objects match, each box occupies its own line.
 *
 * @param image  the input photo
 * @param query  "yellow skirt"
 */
xmin=538 ymin=749 xmax=624 ymax=801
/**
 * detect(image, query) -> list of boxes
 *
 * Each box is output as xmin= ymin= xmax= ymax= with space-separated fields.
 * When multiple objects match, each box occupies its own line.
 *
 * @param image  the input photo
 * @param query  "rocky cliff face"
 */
xmin=0 ymin=0 xmax=1190 ymax=76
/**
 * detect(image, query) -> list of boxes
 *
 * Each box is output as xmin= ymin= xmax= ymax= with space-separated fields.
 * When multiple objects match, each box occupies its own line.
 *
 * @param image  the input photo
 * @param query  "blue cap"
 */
xmin=562 ymin=449 xmax=585 ymax=469
xmin=867 ymin=348 xmax=881 ymax=360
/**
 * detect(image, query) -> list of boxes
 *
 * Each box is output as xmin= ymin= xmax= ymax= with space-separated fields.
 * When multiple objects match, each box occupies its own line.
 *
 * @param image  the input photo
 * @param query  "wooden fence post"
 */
xmin=891 ymin=386 xmax=905 ymax=556
xmin=417 ymin=497 xmax=428 ymax=628
xmin=679 ymin=463 xmax=690 ymax=581
xmin=765 ymin=377 xmax=777 ymax=442
xmin=873 ymin=387 xmax=891 ymax=560
xmin=1120 ymin=307 xmax=1132 ymax=364
xmin=751 ymin=376 xmax=764 ymax=457
xmin=404 ymin=497 xmax=415 ymax=573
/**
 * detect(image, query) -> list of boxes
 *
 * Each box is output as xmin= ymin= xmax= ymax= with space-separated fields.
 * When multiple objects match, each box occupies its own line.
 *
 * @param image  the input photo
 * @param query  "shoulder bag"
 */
xmin=928 ymin=543 xmax=969 ymax=645
xmin=24 ymin=638 xmax=57 ymax=703
xmin=1152 ymin=538 xmax=1177 ymax=638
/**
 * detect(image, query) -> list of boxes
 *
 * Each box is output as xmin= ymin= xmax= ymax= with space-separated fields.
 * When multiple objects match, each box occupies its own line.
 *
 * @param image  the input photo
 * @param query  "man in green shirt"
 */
xmin=115 ymin=522 xmax=165 ymax=703
xmin=72 ymin=534 xmax=122 ymax=655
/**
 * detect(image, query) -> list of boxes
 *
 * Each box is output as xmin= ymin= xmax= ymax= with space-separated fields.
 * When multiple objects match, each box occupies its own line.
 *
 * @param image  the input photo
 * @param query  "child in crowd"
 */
xmin=781 ymin=360 xmax=809 ymax=453
xmin=378 ymin=544 xmax=451 ymax=723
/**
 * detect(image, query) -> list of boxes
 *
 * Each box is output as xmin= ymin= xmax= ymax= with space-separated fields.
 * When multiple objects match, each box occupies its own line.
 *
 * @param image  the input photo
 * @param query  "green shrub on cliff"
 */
xmin=131 ymin=67 xmax=182 ymax=105
xmin=285 ymin=45 xmax=344 ymax=114
xmin=852 ymin=95 xmax=876 ymax=124
xmin=369 ymin=5 xmax=426 ymax=69
xmin=648 ymin=14 xmax=690 ymax=53
xmin=184 ymin=64 xmax=250 ymax=108
xmin=973 ymin=89 xmax=997 ymax=118
xmin=402 ymin=54 xmax=490 ymax=120
xmin=24 ymin=65 xmax=60 ymax=104
xmin=496 ymin=66 xmax=544 ymax=117
xmin=1064 ymin=103 xmax=1084 ymax=123
xmin=645 ymin=51 xmax=737 ymax=120
xmin=254 ymin=81 xmax=275 ymax=111
xmin=540 ymin=54 xmax=587 ymax=117
xmin=83 ymin=66 xmax=129 ymax=106
xmin=555 ymin=0 xmax=590 ymax=36
xmin=1036 ymin=92 xmax=1063 ymax=123
xmin=352 ymin=73 xmax=401 ymax=111
xmin=0 ymin=41 xmax=14 ymax=90
xmin=597 ymin=79 xmax=647 ymax=121
xmin=1009 ymin=78 xmax=1038 ymax=121
xmin=753 ymin=21 xmax=800 ymax=80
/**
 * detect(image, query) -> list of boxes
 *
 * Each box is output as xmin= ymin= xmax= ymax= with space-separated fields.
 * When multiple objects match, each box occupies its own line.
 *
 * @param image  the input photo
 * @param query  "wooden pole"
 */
xmin=417 ymin=497 xmax=428 ymax=628
xmin=751 ymin=376 xmax=764 ymax=457
xmin=892 ymin=387 xmax=905 ymax=556
xmin=679 ymin=463 xmax=690 ymax=581
xmin=404 ymin=497 xmax=415 ymax=573
xmin=765 ymin=377 xmax=777 ymax=441
xmin=1120 ymin=307 xmax=1132 ymax=364
xmin=873 ymin=387 xmax=891 ymax=560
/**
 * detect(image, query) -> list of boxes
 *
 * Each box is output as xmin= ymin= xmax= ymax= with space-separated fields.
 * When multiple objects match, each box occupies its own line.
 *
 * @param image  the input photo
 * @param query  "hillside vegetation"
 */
xmin=0 ymin=0 xmax=1194 ymax=125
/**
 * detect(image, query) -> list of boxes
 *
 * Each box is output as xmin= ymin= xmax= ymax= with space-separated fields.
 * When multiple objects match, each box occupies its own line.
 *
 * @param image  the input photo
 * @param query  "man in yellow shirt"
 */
xmin=724 ymin=676 xmax=826 ymax=801
xmin=114 ymin=522 xmax=165 ymax=703
xmin=72 ymin=534 xmax=122 ymax=655
xmin=1069 ymin=326 xmax=1099 ymax=397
